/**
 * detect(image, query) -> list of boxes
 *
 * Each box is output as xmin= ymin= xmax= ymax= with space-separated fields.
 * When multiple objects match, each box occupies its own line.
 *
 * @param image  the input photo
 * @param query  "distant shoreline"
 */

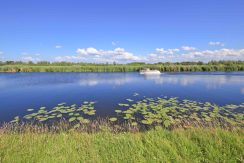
xmin=0 ymin=61 xmax=244 ymax=72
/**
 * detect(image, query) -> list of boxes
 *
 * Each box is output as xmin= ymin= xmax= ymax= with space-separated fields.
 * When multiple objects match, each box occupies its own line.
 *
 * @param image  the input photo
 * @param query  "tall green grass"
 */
xmin=1 ymin=60 xmax=244 ymax=72
xmin=0 ymin=127 xmax=243 ymax=162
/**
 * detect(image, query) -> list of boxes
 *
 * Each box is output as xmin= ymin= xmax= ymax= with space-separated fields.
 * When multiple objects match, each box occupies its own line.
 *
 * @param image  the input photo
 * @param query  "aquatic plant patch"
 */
xmin=11 ymin=101 xmax=96 ymax=128
xmin=112 ymin=97 xmax=244 ymax=128
xmin=10 ymin=97 xmax=244 ymax=129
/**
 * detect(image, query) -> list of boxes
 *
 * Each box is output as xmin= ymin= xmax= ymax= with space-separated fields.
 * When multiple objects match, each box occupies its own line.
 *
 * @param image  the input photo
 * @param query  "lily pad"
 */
xmin=109 ymin=117 xmax=118 ymax=122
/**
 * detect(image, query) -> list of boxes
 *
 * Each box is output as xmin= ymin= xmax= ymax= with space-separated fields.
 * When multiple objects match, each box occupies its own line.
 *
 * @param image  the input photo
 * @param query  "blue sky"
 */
xmin=0 ymin=0 xmax=244 ymax=63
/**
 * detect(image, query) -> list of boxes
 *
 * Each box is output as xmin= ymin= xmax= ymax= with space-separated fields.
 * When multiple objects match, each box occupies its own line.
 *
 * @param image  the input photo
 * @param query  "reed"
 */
xmin=0 ymin=60 xmax=243 ymax=72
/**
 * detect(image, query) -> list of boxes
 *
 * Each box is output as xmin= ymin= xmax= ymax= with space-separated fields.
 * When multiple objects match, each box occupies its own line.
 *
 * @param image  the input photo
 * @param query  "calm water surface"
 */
xmin=0 ymin=72 xmax=244 ymax=122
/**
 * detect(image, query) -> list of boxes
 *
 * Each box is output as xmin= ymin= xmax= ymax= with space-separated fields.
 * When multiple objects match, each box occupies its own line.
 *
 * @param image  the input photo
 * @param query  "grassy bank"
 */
xmin=1 ymin=61 xmax=244 ymax=72
xmin=2 ymin=96 xmax=243 ymax=162
xmin=0 ymin=127 xmax=243 ymax=162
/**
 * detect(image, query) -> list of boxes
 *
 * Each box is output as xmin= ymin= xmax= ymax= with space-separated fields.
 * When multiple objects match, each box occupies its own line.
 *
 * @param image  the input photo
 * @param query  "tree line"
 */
xmin=0 ymin=60 xmax=243 ymax=72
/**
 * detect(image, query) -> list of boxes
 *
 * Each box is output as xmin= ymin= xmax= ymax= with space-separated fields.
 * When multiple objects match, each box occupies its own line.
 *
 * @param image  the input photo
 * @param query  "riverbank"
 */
xmin=0 ymin=127 xmax=243 ymax=162
xmin=0 ymin=61 xmax=243 ymax=72
xmin=0 ymin=97 xmax=243 ymax=162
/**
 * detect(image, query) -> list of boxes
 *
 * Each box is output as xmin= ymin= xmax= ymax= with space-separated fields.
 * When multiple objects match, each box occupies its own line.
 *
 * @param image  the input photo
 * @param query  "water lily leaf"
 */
xmin=109 ymin=117 xmax=117 ymax=122
xmin=48 ymin=115 xmax=55 ymax=119
xmin=74 ymin=113 xmax=80 ymax=116
xmin=38 ymin=110 xmax=47 ymax=114
xmin=141 ymin=120 xmax=153 ymax=125
xmin=58 ymin=103 xmax=66 ymax=106
xmin=39 ymin=118 xmax=48 ymax=122
xmin=57 ymin=114 xmax=62 ymax=118
xmin=69 ymin=117 xmax=76 ymax=122
xmin=86 ymin=110 xmax=96 ymax=115
xmin=68 ymin=113 xmax=74 ymax=116
xmin=24 ymin=115 xmax=33 ymax=119
xmin=115 ymin=110 xmax=122 ymax=113
xmin=80 ymin=119 xmax=90 ymax=124
xmin=118 ymin=103 xmax=129 ymax=107
xmin=131 ymin=122 xmax=138 ymax=126
xmin=163 ymin=120 xmax=171 ymax=127
xmin=10 ymin=116 xmax=20 ymax=123
xmin=126 ymin=99 xmax=134 ymax=102
xmin=77 ymin=117 xmax=84 ymax=121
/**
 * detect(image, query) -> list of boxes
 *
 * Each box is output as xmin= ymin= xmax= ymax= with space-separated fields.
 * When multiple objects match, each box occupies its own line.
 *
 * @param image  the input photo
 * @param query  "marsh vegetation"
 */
xmin=1 ymin=96 xmax=243 ymax=162
xmin=1 ymin=60 xmax=244 ymax=72
xmin=8 ymin=96 xmax=244 ymax=132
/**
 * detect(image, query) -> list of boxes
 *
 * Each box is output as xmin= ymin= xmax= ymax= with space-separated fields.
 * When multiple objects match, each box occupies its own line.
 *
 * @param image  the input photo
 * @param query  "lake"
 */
xmin=0 ymin=72 xmax=244 ymax=122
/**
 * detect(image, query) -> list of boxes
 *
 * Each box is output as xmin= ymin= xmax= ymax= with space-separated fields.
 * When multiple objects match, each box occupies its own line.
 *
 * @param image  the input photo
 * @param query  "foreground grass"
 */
xmin=0 ymin=128 xmax=243 ymax=162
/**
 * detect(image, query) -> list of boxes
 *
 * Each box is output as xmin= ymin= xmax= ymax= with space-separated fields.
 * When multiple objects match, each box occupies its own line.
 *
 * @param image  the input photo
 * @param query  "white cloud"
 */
xmin=181 ymin=46 xmax=196 ymax=51
xmin=21 ymin=53 xmax=41 ymax=62
xmin=55 ymin=45 xmax=62 ymax=49
xmin=76 ymin=47 xmax=100 ymax=56
xmin=21 ymin=56 xmax=40 ymax=62
xmin=155 ymin=48 xmax=180 ymax=54
xmin=209 ymin=41 xmax=225 ymax=46
xmin=55 ymin=44 xmax=244 ymax=63
xmin=148 ymin=48 xmax=244 ymax=63
xmin=56 ymin=47 xmax=143 ymax=63
xmin=0 ymin=51 xmax=3 ymax=55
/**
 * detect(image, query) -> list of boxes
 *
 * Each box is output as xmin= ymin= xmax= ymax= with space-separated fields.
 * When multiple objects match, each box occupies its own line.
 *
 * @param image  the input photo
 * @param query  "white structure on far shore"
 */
xmin=139 ymin=68 xmax=161 ymax=75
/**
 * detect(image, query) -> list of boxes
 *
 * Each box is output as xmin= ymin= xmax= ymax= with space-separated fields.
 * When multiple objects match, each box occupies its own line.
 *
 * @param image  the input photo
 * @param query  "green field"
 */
xmin=0 ymin=127 xmax=243 ymax=162
xmin=1 ymin=60 xmax=244 ymax=72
